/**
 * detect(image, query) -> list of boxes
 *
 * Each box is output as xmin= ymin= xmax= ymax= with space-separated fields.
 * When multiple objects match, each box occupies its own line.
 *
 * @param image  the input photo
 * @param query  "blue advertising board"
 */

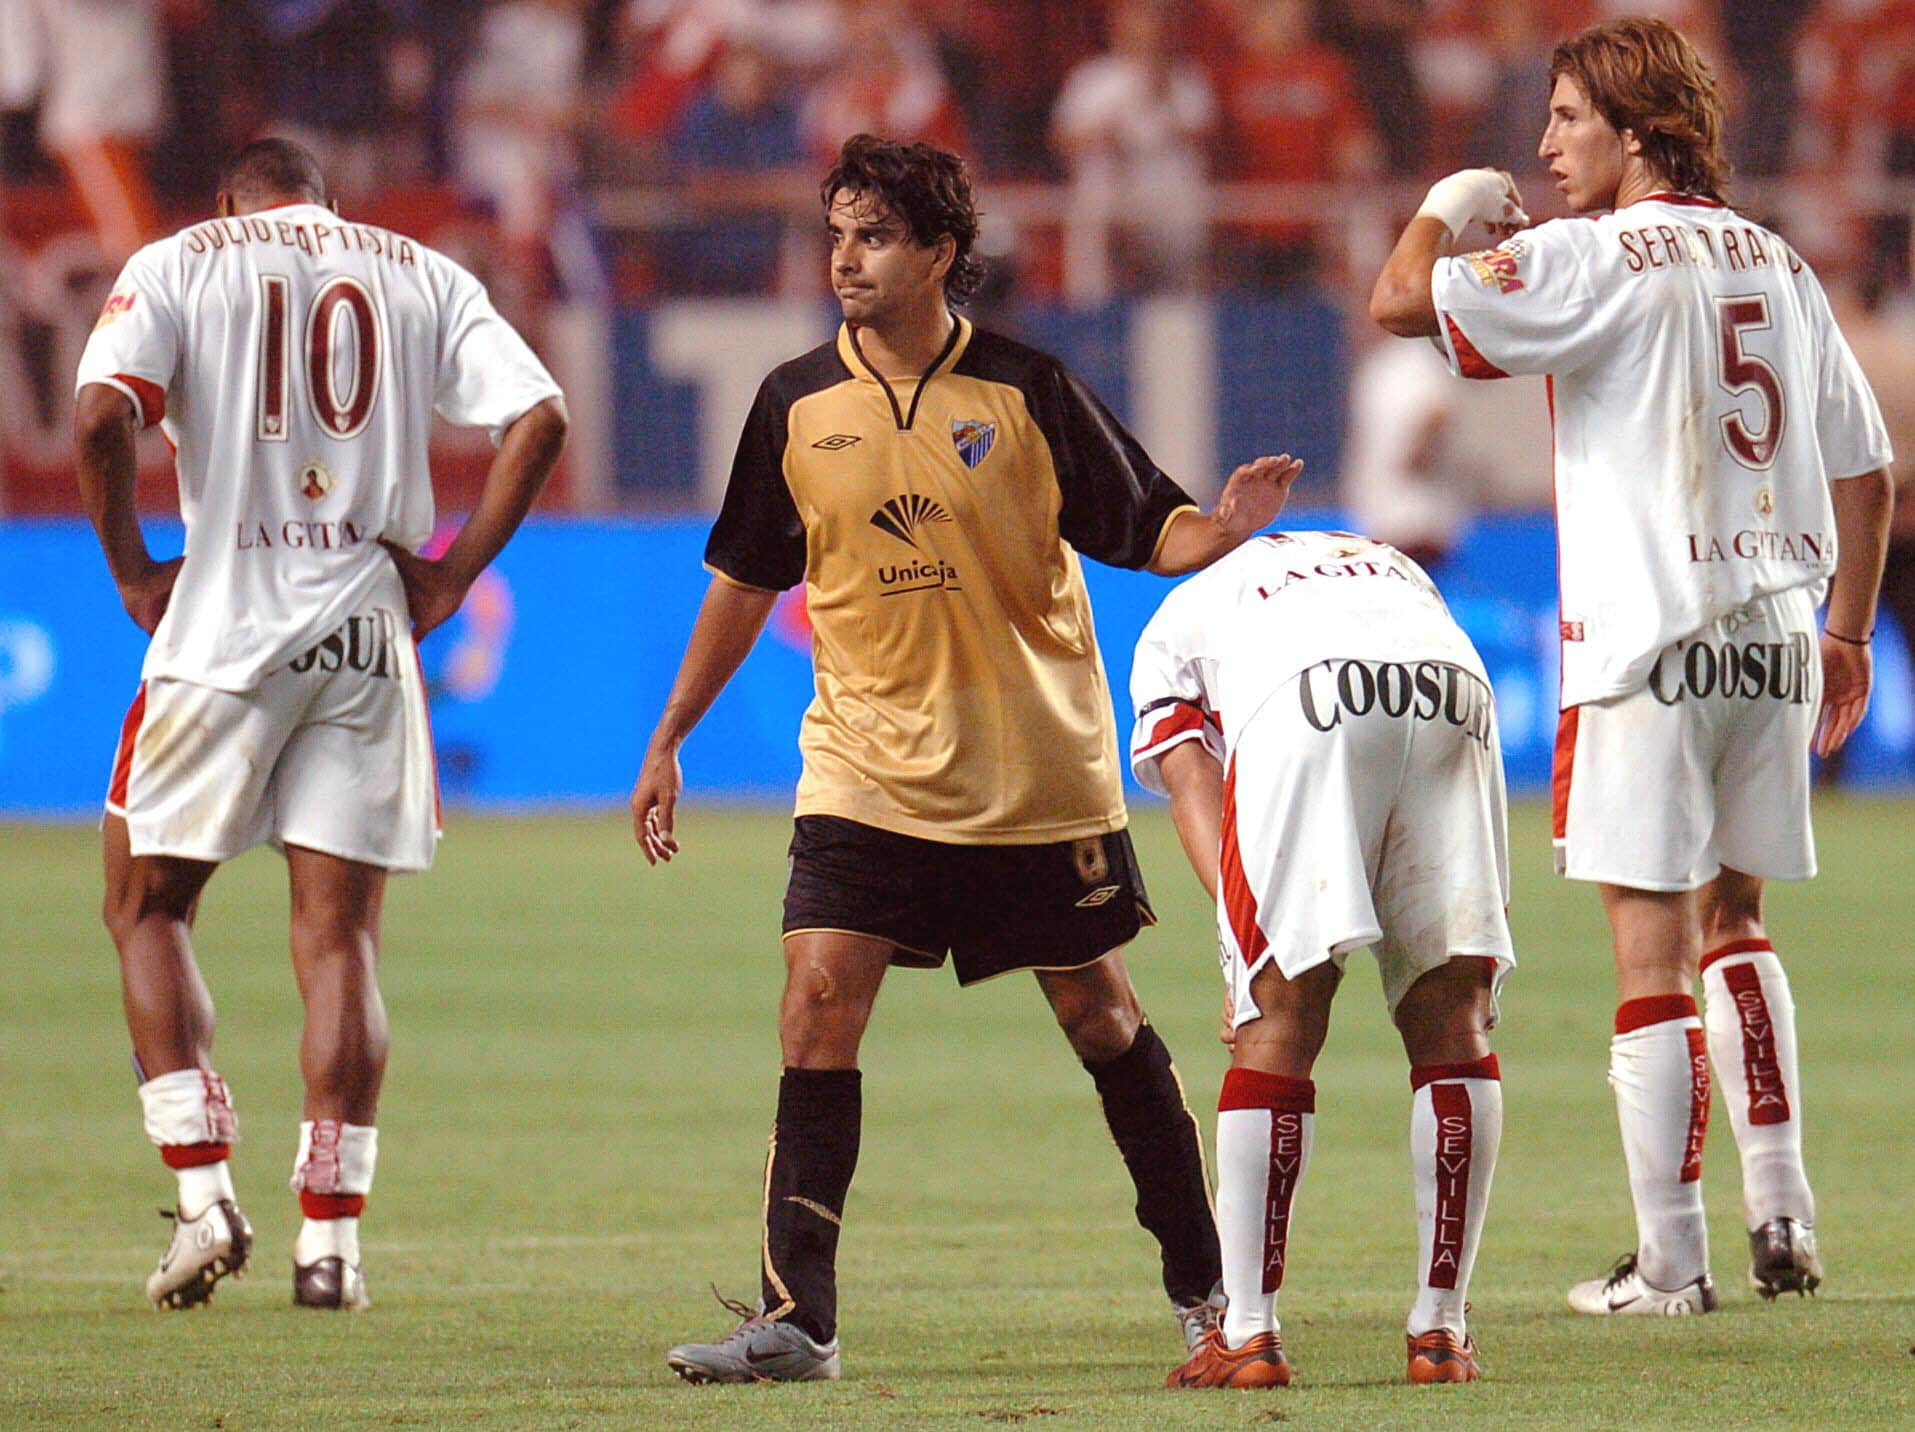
xmin=2 ymin=515 xmax=1910 ymax=816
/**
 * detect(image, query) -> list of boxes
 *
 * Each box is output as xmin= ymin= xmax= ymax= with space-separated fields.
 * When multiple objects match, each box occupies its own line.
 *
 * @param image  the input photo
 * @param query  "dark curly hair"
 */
xmin=820 ymin=134 xmax=985 ymax=305
xmin=1550 ymin=17 xmax=1728 ymax=200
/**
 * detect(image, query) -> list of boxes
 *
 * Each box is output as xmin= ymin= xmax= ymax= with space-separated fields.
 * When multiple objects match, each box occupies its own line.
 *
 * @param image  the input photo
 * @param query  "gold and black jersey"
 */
xmin=706 ymin=315 xmax=1197 ymax=844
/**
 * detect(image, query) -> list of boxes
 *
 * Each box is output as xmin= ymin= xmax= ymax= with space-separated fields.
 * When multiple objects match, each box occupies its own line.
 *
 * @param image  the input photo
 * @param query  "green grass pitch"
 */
xmin=3 ymin=800 xmax=1911 ymax=1429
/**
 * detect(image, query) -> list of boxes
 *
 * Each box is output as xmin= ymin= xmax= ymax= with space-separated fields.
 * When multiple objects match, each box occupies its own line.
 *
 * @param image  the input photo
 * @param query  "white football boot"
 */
xmin=146 ymin=1199 xmax=253 ymax=1309
xmin=1567 ymin=1253 xmax=1718 ymax=1316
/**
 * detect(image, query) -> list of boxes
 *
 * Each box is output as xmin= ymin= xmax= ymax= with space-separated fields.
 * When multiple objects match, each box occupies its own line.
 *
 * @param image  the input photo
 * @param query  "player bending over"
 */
xmin=76 ymin=138 xmax=566 ymax=1311
xmin=1370 ymin=16 xmax=1893 ymax=1313
xmin=1133 ymin=531 xmax=1513 ymax=1388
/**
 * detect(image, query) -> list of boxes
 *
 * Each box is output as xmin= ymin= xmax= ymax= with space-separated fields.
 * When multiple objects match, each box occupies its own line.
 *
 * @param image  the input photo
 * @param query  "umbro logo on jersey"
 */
xmin=870 ymin=494 xmax=952 ymax=550
xmin=951 ymin=418 xmax=996 ymax=469
xmin=812 ymin=433 xmax=862 ymax=450
xmin=1075 ymin=885 xmax=1121 ymax=908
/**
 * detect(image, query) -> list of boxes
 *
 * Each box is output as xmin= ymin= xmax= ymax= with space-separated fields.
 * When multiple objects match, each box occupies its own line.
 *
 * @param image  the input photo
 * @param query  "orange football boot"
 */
xmin=1166 ymin=1328 xmax=1292 ymax=1389
xmin=1406 ymin=1328 xmax=1482 ymax=1383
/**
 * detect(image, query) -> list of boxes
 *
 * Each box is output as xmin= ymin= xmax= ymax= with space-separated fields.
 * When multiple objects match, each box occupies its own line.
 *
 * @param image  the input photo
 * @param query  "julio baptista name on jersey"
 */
xmin=182 ymin=215 xmax=420 ymax=267
xmin=1616 ymin=220 xmax=1801 ymax=277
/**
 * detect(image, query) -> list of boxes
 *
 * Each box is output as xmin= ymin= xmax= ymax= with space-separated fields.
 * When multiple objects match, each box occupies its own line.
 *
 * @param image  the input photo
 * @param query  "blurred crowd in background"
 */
xmin=0 ymin=0 xmax=1911 ymax=542
xmin=5 ymin=1 xmax=1913 ymax=294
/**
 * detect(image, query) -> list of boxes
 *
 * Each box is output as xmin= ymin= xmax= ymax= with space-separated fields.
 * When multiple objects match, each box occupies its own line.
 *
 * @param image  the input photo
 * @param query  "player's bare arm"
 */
xmin=1156 ymin=740 xmax=1225 ymax=902
xmin=1816 ymin=464 xmax=1895 ymax=758
xmin=75 ymin=383 xmax=181 ymax=634
xmin=631 ymin=576 xmax=780 ymax=864
xmin=1155 ymin=739 xmax=1236 ymax=1049
xmin=1148 ymin=455 xmax=1304 ymax=575
xmin=1370 ymin=170 xmax=1529 ymax=339
xmin=382 ymin=396 xmax=568 ymax=638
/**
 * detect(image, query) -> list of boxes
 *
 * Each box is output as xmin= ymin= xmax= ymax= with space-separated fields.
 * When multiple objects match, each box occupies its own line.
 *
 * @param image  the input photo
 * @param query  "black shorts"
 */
xmin=782 ymin=815 xmax=1156 ymax=985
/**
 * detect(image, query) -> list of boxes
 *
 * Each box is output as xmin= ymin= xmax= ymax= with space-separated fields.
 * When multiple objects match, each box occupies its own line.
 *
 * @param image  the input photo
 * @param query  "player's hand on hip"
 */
xmin=117 ymin=555 xmax=183 ymax=635
xmin=630 ymin=746 xmax=683 ymax=865
xmin=1814 ymin=633 xmax=1872 ymax=759
xmin=1214 ymin=454 xmax=1304 ymax=540
xmin=1218 ymin=988 xmax=1237 ymax=1051
xmin=381 ymin=540 xmax=468 ymax=638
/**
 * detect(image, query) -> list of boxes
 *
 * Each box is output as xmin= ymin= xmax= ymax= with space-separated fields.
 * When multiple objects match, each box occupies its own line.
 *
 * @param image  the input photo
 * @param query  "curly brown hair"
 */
xmin=1549 ymin=17 xmax=1728 ymax=200
xmin=820 ymin=134 xmax=985 ymax=305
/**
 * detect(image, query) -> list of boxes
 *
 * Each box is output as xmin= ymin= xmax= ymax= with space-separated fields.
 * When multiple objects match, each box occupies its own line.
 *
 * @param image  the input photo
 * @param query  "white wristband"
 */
xmin=1416 ymin=169 xmax=1524 ymax=240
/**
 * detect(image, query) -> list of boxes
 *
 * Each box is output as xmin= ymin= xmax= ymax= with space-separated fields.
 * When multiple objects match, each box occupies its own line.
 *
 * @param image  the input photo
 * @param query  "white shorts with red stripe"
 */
xmin=1218 ymin=659 xmax=1514 ymax=1024
xmin=1551 ymin=586 xmax=1819 ymax=892
xmin=107 ymin=603 xmax=439 ymax=872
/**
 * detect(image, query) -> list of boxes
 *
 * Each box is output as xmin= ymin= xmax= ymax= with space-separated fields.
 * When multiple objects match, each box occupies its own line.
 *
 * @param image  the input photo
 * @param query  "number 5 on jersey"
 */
xmin=257 ymin=274 xmax=382 ymax=442
xmin=1715 ymin=294 xmax=1782 ymax=471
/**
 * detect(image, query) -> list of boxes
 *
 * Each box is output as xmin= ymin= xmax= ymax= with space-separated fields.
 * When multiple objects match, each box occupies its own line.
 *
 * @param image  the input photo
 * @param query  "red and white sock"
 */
xmin=1610 ymin=995 xmax=1711 ymax=1289
xmin=1215 ymin=1069 xmax=1313 ymax=1348
xmin=291 ymin=1119 xmax=377 ymax=1266
xmin=138 ymin=1068 xmax=239 ymax=1219
xmin=1407 ymin=1055 xmax=1502 ymax=1336
xmin=1701 ymin=939 xmax=1814 ymax=1228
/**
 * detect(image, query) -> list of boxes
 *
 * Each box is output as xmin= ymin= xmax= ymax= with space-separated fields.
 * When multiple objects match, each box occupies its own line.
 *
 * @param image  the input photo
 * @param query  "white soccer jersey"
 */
xmin=76 ymin=203 xmax=561 ymax=691
xmin=1432 ymin=194 xmax=1893 ymax=708
xmin=1128 ymin=531 xmax=1490 ymax=793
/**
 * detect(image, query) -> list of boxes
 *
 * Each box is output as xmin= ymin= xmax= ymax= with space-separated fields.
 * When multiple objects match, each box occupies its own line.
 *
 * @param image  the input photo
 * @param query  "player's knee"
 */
xmin=289 ymin=911 xmax=378 ymax=972
xmin=1055 ymin=995 xmax=1142 ymax=1063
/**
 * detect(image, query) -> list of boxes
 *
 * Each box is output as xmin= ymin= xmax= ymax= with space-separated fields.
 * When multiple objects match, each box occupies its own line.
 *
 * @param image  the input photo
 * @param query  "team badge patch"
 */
xmin=298 ymin=461 xmax=335 ymax=501
xmin=1464 ymin=241 xmax=1527 ymax=295
xmin=951 ymin=418 xmax=996 ymax=469
xmin=870 ymin=493 xmax=952 ymax=549
xmin=94 ymin=290 xmax=138 ymax=329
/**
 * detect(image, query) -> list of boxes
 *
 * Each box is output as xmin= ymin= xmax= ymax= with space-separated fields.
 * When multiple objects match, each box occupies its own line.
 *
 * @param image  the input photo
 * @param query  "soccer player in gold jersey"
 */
xmin=634 ymin=134 xmax=1302 ymax=1383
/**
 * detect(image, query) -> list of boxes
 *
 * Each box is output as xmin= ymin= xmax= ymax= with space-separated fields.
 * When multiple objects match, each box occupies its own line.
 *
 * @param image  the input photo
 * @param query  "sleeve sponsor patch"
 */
xmin=1463 ymin=241 xmax=1527 ymax=295
xmin=94 ymin=290 xmax=138 ymax=329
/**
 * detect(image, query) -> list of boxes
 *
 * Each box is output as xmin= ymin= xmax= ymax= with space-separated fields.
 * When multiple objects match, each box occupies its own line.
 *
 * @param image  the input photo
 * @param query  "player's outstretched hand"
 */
xmin=630 ymin=743 xmax=684 ymax=865
xmin=118 ymin=555 xmax=183 ymax=635
xmin=381 ymin=540 xmax=469 ymax=638
xmin=1814 ymin=633 xmax=1872 ymax=758
xmin=1214 ymin=453 xmax=1305 ymax=541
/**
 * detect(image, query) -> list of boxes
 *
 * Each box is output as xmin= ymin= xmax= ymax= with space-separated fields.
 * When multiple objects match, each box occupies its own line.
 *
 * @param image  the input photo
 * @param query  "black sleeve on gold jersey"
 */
xmin=705 ymin=376 xmax=805 ymax=591
xmin=1026 ymin=356 xmax=1196 ymax=570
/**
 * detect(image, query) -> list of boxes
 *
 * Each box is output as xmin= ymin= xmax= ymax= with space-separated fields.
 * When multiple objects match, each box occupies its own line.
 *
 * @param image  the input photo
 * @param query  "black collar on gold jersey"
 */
xmin=842 ymin=316 xmax=967 ymax=432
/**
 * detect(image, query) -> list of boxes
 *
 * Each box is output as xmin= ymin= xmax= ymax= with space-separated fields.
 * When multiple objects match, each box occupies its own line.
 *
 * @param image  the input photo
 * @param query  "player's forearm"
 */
xmin=74 ymin=384 xmax=152 ymax=583
xmin=433 ymin=397 xmax=569 ymax=584
xmin=1159 ymin=741 xmax=1225 ymax=901
xmin=648 ymin=578 xmax=780 ymax=751
xmin=1369 ymin=216 xmax=1450 ymax=338
xmin=1149 ymin=509 xmax=1241 ymax=576
xmin=1825 ymin=465 xmax=1894 ymax=640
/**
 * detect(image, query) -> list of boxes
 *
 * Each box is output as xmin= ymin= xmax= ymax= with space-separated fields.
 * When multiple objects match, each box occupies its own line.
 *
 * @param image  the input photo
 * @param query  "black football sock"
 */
xmin=1085 ymin=1021 xmax=1223 ymax=1305
xmin=760 ymin=1067 xmax=862 ymax=1345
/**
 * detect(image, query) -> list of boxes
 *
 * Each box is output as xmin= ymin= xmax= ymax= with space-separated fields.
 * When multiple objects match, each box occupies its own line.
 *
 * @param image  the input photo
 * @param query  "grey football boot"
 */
xmin=667 ymin=1291 xmax=841 ymax=1384
xmin=1174 ymin=1280 xmax=1228 ymax=1351
xmin=146 ymin=1198 xmax=253 ymax=1309
xmin=1749 ymin=1217 xmax=1822 ymax=1299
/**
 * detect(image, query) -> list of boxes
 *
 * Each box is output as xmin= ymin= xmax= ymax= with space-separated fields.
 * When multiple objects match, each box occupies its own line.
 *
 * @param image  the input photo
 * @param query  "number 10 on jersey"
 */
xmin=257 ymin=274 xmax=383 ymax=442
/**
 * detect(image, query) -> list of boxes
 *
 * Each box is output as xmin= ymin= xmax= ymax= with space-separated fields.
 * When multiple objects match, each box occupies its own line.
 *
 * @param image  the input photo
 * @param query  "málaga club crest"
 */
xmin=951 ymin=418 xmax=996 ymax=469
